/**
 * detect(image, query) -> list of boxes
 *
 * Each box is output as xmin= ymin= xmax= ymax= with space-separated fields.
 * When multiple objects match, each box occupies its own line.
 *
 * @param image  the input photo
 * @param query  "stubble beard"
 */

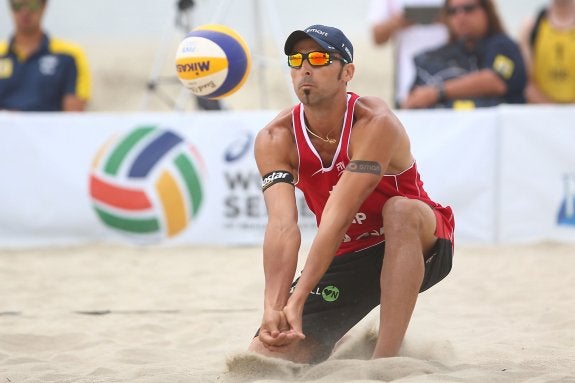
xmin=302 ymin=88 xmax=311 ymax=104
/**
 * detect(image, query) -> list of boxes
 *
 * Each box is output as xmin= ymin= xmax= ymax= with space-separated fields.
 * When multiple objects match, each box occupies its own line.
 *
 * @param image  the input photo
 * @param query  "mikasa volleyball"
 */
xmin=175 ymin=24 xmax=251 ymax=99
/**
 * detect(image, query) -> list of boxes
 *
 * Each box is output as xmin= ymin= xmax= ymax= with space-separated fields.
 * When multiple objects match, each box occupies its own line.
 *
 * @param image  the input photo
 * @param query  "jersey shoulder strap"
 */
xmin=530 ymin=7 xmax=548 ymax=48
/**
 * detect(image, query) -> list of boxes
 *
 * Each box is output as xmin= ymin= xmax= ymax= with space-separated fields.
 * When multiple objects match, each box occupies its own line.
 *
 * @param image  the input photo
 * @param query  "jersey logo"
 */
xmin=0 ymin=58 xmax=13 ymax=79
xmin=351 ymin=212 xmax=366 ymax=224
xmin=39 ymin=55 xmax=59 ymax=76
xmin=336 ymin=161 xmax=346 ymax=176
xmin=493 ymin=54 xmax=514 ymax=79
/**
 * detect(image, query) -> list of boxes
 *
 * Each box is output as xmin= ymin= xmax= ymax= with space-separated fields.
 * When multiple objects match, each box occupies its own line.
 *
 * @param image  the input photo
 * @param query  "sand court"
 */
xmin=1 ymin=243 xmax=574 ymax=382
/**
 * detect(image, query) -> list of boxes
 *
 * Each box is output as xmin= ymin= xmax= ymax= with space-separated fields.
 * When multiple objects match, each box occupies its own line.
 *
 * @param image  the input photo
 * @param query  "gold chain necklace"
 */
xmin=305 ymin=125 xmax=337 ymax=144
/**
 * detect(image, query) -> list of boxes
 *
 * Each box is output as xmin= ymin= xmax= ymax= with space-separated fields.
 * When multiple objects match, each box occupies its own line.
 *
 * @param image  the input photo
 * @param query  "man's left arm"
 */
xmin=62 ymin=45 xmax=91 ymax=111
xmin=402 ymin=69 xmax=508 ymax=108
xmin=483 ymin=35 xmax=527 ymax=101
xmin=62 ymin=94 xmax=87 ymax=112
xmin=283 ymin=161 xmax=384 ymax=338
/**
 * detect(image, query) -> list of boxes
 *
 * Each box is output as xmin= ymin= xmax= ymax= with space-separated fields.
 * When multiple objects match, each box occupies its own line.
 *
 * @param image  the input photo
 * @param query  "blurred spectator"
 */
xmin=368 ymin=0 xmax=448 ymax=107
xmin=518 ymin=0 xmax=575 ymax=104
xmin=402 ymin=0 xmax=526 ymax=109
xmin=0 ymin=0 xmax=91 ymax=111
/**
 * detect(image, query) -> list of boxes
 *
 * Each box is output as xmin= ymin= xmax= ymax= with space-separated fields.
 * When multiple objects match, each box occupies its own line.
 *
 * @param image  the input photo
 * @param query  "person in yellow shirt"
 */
xmin=0 ymin=0 xmax=91 ymax=111
xmin=519 ymin=0 xmax=575 ymax=104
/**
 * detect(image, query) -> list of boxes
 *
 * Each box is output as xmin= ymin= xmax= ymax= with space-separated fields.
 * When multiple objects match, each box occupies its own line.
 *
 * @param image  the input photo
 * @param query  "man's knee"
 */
xmin=382 ymin=197 xmax=437 ymax=250
xmin=383 ymin=197 xmax=430 ymax=228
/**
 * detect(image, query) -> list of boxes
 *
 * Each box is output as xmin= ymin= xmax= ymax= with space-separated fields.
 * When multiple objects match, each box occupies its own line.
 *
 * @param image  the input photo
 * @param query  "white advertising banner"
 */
xmin=498 ymin=106 xmax=575 ymax=243
xmin=398 ymin=109 xmax=498 ymax=244
xmin=0 ymin=111 xmax=316 ymax=248
xmin=1 ymin=106 xmax=574 ymax=248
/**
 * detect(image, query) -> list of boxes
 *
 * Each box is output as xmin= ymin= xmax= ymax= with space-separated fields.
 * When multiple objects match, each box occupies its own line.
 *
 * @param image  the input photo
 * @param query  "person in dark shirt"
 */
xmin=402 ymin=0 xmax=526 ymax=109
xmin=0 ymin=0 xmax=91 ymax=111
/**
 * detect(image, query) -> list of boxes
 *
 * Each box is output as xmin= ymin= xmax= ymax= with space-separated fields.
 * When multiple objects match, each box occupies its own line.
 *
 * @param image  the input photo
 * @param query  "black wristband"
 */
xmin=436 ymin=83 xmax=447 ymax=102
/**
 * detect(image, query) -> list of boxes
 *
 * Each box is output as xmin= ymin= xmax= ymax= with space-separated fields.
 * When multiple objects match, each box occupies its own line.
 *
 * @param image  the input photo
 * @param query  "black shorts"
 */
xmin=293 ymin=238 xmax=453 ymax=361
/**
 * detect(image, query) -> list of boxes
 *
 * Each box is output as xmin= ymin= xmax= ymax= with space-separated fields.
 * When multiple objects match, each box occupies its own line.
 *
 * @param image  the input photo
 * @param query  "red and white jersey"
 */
xmin=293 ymin=92 xmax=454 ymax=255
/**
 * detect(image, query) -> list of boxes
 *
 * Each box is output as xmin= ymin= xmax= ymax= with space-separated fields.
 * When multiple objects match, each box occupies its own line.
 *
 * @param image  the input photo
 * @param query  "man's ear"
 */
xmin=343 ymin=63 xmax=355 ymax=82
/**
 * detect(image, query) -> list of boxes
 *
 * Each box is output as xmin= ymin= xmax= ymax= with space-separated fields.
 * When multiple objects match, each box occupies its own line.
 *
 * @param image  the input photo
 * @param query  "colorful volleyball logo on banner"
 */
xmin=89 ymin=126 xmax=204 ymax=241
xmin=175 ymin=24 xmax=251 ymax=99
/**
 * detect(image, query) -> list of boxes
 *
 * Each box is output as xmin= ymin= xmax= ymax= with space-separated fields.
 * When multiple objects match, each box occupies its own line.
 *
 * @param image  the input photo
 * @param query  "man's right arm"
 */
xmin=261 ymin=182 xmax=300 ymax=312
xmin=372 ymin=14 xmax=407 ymax=45
xmin=254 ymin=115 xmax=301 ymax=346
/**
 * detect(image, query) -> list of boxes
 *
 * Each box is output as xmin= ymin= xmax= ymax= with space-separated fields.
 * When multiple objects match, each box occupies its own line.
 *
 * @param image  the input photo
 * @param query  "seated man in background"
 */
xmin=402 ymin=0 xmax=526 ymax=109
xmin=518 ymin=0 xmax=575 ymax=104
xmin=0 ymin=0 xmax=91 ymax=111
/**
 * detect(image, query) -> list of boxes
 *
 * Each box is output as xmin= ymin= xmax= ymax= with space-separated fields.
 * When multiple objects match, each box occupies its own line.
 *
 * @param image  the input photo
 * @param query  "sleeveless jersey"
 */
xmin=293 ymin=92 xmax=454 ymax=256
xmin=531 ymin=12 xmax=575 ymax=103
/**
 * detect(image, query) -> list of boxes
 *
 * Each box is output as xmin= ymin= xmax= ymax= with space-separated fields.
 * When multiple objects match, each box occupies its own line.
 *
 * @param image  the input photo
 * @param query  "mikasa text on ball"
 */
xmin=175 ymin=24 xmax=251 ymax=99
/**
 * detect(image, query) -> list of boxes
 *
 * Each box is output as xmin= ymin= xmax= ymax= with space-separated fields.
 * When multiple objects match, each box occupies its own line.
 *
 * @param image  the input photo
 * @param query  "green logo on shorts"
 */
xmin=321 ymin=285 xmax=340 ymax=302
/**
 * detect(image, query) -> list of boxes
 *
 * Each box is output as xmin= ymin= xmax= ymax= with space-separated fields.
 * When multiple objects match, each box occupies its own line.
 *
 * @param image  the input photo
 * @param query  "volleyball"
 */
xmin=175 ymin=24 xmax=251 ymax=99
xmin=89 ymin=126 xmax=205 ymax=242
